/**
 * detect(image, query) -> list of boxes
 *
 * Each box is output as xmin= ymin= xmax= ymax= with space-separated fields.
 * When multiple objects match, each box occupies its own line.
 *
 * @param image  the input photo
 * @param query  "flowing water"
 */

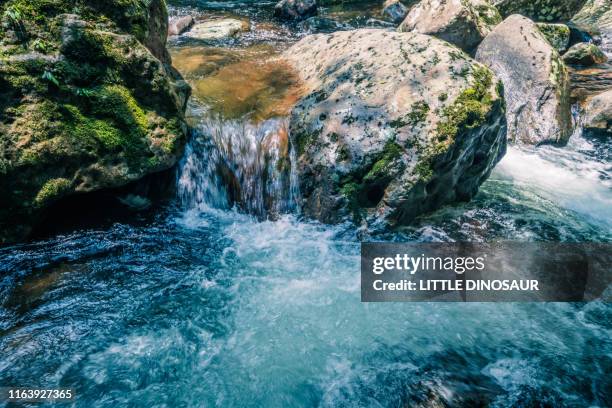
xmin=1 ymin=2 xmax=611 ymax=407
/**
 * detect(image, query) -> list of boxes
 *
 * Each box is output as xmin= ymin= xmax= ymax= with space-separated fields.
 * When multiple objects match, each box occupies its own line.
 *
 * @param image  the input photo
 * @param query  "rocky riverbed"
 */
xmin=1 ymin=1 xmax=611 ymax=407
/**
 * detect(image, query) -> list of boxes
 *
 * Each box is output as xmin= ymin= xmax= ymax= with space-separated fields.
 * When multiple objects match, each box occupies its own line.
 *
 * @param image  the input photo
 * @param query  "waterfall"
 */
xmin=177 ymin=104 xmax=300 ymax=218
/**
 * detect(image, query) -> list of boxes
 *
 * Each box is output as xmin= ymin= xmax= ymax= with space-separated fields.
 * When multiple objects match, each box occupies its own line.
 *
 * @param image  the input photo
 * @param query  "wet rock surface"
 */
xmin=492 ymin=0 xmax=587 ymax=21
xmin=284 ymin=29 xmax=506 ymax=227
xmin=583 ymin=89 xmax=612 ymax=137
xmin=476 ymin=15 xmax=572 ymax=145
xmin=183 ymin=18 xmax=250 ymax=41
xmin=398 ymin=0 xmax=502 ymax=52
xmin=274 ymin=0 xmax=318 ymax=21
xmin=382 ymin=0 xmax=411 ymax=24
xmin=563 ymin=42 xmax=608 ymax=66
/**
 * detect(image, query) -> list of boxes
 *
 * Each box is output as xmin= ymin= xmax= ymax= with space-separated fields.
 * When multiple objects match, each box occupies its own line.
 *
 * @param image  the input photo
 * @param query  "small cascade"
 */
xmin=177 ymin=104 xmax=300 ymax=218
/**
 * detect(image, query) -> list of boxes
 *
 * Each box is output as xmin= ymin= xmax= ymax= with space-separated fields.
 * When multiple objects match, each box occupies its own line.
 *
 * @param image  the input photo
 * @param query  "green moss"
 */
xmin=34 ymin=177 xmax=71 ymax=206
xmin=436 ymin=66 xmax=494 ymax=142
xmin=474 ymin=4 xmax=502 ymax=26
xmin=62 ymin=84 xmax=149 ymax=156
xmin=413 ymin=159 xmax=433 ymax=181
xmin=337 ymin=140 xmax=404 ymax=221
xmin=537 ymin=23 xmax=570 ymax=52
xmin=364 ymin=141 xmax=402 ymax=183
xmin=390 ymin=101 xmax=430 ymax=129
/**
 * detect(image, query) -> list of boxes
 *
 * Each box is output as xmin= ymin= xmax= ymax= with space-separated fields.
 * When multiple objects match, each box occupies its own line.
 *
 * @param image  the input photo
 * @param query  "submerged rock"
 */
xmin=537 ymin=23 xmax=571 ymax=53
xmin=476 ymin=15 xmax=572 ymax=145
xmin=562 ymin=42 xmax=608 ymax=65
xmin=0 ymin=0 xmax=189 ymax=243
xmin=398 ymin=0 xmax=502 ymax=52
xmin=274 ymin=0 xmax=318 ymax=21
xmin=168 ymin=15 xmax=194 ymax=36
xmin=491 ymin=0 xmax=587 ymax=21
xmin=183 ymin=19 xmax=249 ymax=41
xmin=382 ymin=0 xmax=411 ymax=24
xmin=298 ymin=16 xmax=347 ymax=33
xmin=283 ymin=29 xmax=506 ymax=227
xmin=583 ymin=89 xmax=612 ymax=137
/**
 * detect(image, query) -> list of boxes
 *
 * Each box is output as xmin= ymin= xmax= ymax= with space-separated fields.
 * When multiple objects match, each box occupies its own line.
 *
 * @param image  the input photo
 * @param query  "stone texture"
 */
xmin=382 ymin=0 xmax=411 ymax=24
xmin=491 ymin=0 xmax=587 ymax=21
xmin=583 ymin=89 xmax=612 ymax=137
xmin=168 ymin=15 xmax=194 ymax=36
xmin=183 ymin=19 xmax=249 ymax=41
xmin=476 ymin=15 xmax=572 ymax=145
xmin=571 ymin=0 xmax=612 ymax=33
xmin=398 ymin=0 xmax=502 ymax=52
xmin=274 ymin=0 xmax=318 ymax=21
xmin=0 ymin=0 xmax=190 ymax=243
xmin=563 ymin=42 xmax=608 ymax=65
xmin=283 ymin=29 xmax=506 ymax=228
xmin=537 ymin=23 xmax=570 ymax=53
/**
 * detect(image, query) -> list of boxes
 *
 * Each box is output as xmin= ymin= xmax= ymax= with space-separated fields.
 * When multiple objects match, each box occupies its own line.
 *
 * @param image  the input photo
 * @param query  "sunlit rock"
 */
xmin=284 ymin=29 xmax=506 ymax=228
xmin=583 ymin=89 xmax=612 ymax=137
xmin=476 ymin=15 xmax=572 ymax=145
xmin=183 ymin=18 xmax=250 ymax=41
xmin=398 ymin=0 xmax=502 ymax=52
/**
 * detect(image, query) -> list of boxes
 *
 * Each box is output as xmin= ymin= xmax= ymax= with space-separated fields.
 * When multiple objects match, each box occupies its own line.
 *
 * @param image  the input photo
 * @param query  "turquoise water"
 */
xmin=1 ymin=1 xmax=612 ymax=407
xmin=1 ymin=134 xmax=610 ymax=406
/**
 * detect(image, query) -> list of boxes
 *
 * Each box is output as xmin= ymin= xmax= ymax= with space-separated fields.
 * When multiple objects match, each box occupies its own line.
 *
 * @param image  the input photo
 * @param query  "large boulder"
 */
xmin=537 ymin=23 xmax=570 ymax=53
xmin=0 ymin=1 xmax=189 ymax=243
xmin=283 ymin=29 xmax=506 ymax=227
xmin=476 ymin=15 xmax=572 ymax=145
xmin=398 ymin=0 xmax=502 ymax=52
xmin=491 ymin=0 xmax=587 ymax=21
xmin=562 ymin=42 xmax=608 ymax=65
xmin=583 ymin=89 xmax=612 ymax=137
xmin=274 ymin=0 xmax=318 ymax=21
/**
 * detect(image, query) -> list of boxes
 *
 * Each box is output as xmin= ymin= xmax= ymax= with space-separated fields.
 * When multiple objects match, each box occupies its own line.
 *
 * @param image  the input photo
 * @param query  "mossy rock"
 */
xmin=0 ymin=0 xmax=190 ymax=243
xmin=491 ymin=0 xmax=587 ymax=21
xmin=284 ymin=29 xmax=507 ymax=228
xmin=562 ymin=42 xmax=608 ymax=66
xmin=537 ymin=23 xmax=570 ymax=53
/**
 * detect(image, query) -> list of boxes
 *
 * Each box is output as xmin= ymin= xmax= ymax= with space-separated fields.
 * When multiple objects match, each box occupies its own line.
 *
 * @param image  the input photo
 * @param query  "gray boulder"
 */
xmin=183 ymin=18 xmax=249 ymax=41
xmin=476 ymin=15 xmax=572 ymax=145
xmin=382 ymin=0 xmax=411 ymax=24
xmin=571 ymin=0 xmax=611 ymax=42
xmin=562 ymin=42 xmax=608 ymax=65
xmin=168 ymin=15 xmax=194 ymax=36
xmin=283 ymin=29 xmax=506 ymax=227
xmin=398 ymin=0 xmax=502 ymax=52
xmin=583 ymin=89 xmax=612 ymax=137
xmin=274 ymin=0 xmax=318 ymax=21
xmin=491 ymin=0 xmax=587 ymax=21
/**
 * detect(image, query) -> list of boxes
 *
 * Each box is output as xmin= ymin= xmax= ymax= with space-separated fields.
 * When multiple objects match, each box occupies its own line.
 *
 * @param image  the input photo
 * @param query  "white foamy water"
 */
xmin=493 ymin=139 xmax=612 ymax=229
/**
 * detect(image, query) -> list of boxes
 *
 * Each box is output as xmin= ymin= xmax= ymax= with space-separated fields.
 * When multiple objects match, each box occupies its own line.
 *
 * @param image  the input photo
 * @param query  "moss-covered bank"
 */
xmin=0 ymin=0 xmax=190 ymax=243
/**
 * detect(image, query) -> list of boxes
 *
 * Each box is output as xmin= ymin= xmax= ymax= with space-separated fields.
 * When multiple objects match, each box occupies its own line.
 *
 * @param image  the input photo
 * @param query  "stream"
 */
xmin=0 ymin=1 xmax=611 ymax=407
